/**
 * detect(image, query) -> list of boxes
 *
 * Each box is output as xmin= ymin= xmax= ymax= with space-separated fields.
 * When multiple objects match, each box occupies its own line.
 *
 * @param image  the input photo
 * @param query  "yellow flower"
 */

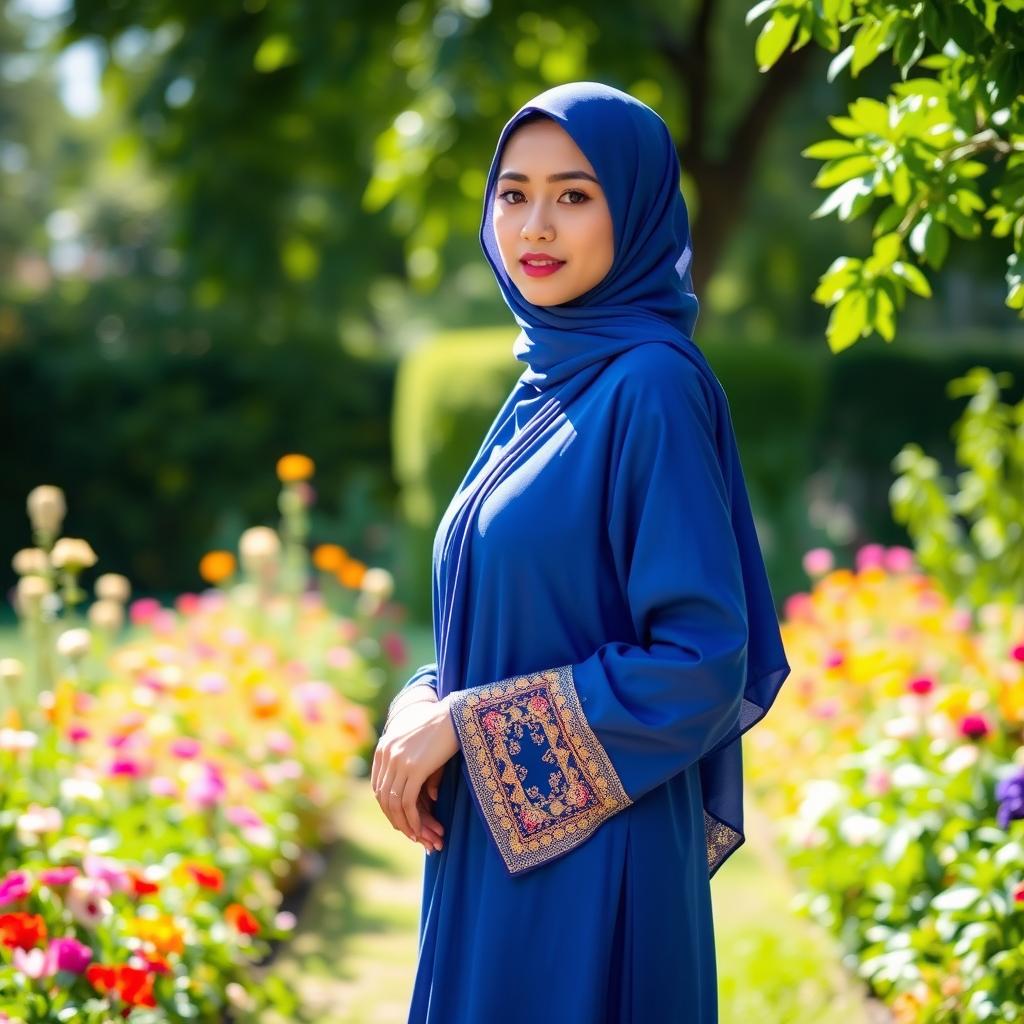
xmin=199 ymin=550 xmax=236 ymax=585
xmin=276 ymin=454 xmax=315 ymax=482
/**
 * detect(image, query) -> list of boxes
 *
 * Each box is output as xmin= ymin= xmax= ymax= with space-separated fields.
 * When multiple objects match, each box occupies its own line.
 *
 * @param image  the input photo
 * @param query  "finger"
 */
xmin=384 ymin=770 xmax=415 ymax=841
xmin=371 ymin=743 xmax=381 ymax=792
xmin=416 ymin=796 xmax=444 ymax=849
xmin=403 ymin=776 xmax=423 ymax=839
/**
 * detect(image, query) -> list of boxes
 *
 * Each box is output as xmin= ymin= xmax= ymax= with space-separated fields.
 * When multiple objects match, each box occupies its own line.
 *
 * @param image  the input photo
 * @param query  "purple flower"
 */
xmin=995 ymin=768 xmax=1024 ymax=829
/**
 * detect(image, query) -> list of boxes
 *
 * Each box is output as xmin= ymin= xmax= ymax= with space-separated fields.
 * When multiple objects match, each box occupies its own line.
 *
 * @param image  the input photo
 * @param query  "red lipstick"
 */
xmin=519 ymin=252 xmax=566 ymax=278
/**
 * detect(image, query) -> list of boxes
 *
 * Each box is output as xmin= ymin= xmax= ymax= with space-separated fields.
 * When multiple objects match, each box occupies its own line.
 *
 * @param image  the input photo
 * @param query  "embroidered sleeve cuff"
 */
xmin=448 ymin=664 xmax=632 ymax=876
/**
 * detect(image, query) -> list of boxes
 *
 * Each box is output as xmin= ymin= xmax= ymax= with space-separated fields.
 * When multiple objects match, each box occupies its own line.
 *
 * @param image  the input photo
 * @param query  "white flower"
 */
xmin=94 ymin=573 xmax=131 ymax=603
xmin=56 ymin=628 xmax=92 ymax=661
xmin=883 ymin=715 xmax=922 ymax=740
xmin=26 ymin=486 xmax=66 ymax=535
xmin=796 ymin=779 xmax=845 ymax=825
xmin=360 ymin=567 xmax=394 ymax=601
xmin=941 ymin=744 xmax=980 ymax=774
xmin=50 ymin=538 xmax=97 ymax=571
xmin=60 ymin=778 xmax=104 ymax=802
xmin=0 ymin=729 xmax=38 ymax=752
xmin=838 ymin=812 xmax=884 ymax=847
xmin=891 ymin=763 xmax=929 ymax=789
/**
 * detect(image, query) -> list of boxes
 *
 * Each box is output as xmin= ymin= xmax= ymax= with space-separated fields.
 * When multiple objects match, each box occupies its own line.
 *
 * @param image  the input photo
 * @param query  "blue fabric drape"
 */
xmin=392 ymin=81 xmax=792 ymax=1023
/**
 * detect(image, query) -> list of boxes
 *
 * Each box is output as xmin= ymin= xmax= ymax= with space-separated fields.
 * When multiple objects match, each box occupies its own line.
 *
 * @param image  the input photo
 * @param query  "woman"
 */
xmin=372 ymin=81 xmax=791 ymax=1023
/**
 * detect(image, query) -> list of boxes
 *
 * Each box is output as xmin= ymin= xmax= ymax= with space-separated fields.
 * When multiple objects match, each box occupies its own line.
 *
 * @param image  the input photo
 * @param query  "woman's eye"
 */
xmin=496 ymin=189 xmax=590 ymax=205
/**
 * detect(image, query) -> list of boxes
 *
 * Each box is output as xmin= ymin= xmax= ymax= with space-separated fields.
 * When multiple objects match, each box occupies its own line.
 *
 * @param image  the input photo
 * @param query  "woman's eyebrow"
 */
xmin=497 ymin=170 xmax=600 ymax=185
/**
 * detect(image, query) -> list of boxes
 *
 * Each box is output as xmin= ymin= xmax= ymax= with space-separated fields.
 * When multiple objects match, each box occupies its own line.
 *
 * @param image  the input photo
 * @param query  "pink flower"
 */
xmin=0 ymin=870 xmax=33 ymax=906
xmin=883 ymin=546 xmax=915 ymax=573
xmin=107 ymin=756 xmax=144 ymax=778
xmin=16 ymin=804 xmax=63 ymax=837
xmin=783 ymin=593 xmax=813 ymax=621
xmin=65 ymin=876 xmax=112 ymax=928
xmin=959 ymin=713 xmax=991 ymax=740
xmin=186 ymin=766 xmax=226 ymax=809
xmin=855 ymin=543 xmax=886 ymax=571
xmin=66 ymin=724 xmax=90 ymax=743
xmin=148 ymin=776 xmax=179 ymax=799
xmin=520 ymin=810 xmax=540 ymax=834
xmin=811 ymin=699 xmax=839 ymax=720
xmin=326 ymin=646 xmax=355 ymax=670
xmin=1011 ymin=644 xmax=1024 ymax=664
xmin=1013 ymin=881 xmax=1024 ymax=904
xmin=129 ymin=597 xmax=162 ymax=626
xmin=13 ymin=946 xmax=47 ymax=978
xmin=44 ymin=936 xmax=92 ymax=975
xmin=528 ymin=695 xmax=550 ymax=715
xmin=38 ymin=866 xmax=79 ymax=887
xmin=824 ymin=650 xmax=845 ymax=669
xmin=243 ymin=769 xmax=270 ymax=792
xmin=196 ymin=672 xmax=228 ymax=694
xmin=573 ymin=785 xmax=592 ymax=806
xmin=865 ymin=769 xmax=892 ymax=796
xmin=174 ymin=592 xmax=201 ymax=616
xmin=265 ymin=730 xmax=294 ymax=756
xmin=170 ymin=737 xmax=201 ymax=759
xmin=380 ymin=632 xmax=407 ymax=667
xmin=83 ymin=854 xmax=131 ymax=894
xmin=226 ymin=806 xmax=264 ymax=830
xmin=908 ymin=676 xmax=935 ymax=696
xmin=802 ymin=547 xmax=834 ymax=578
xmin=482 ymin=711 xmax=504 ymax=735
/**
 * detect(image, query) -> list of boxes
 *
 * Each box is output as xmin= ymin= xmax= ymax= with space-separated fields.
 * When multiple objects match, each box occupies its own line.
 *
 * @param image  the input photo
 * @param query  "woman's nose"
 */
xmin=521 ymin=203 xmax=554 ymax=240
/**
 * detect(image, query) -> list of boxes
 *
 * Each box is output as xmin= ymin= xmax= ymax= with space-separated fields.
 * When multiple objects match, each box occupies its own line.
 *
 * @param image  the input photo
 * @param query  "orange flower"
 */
xmin=224 ymin=902 xmax=260 ymax=935
xmin=337 ymin=559 xmax=367 ymax=588
xmin=312 ymin=544 xmax=348 ymax=572
xmin=129 ymin=914 xmax=185 ymax=956
xmin=276 ymin=454 xmax=315 ymax=482
xmin=0 ymin=911 xmax=46 ymax=950
xmin=2 ymin=706 xmax=21 ymax=730
xmin=250 ymin=686 xmax=281 ymax=719
xmin=199 ymin=550 xmax=236 ymax=585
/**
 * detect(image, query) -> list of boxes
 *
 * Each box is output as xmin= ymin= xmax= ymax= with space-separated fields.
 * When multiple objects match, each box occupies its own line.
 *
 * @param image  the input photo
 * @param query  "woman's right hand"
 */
xmin=373 ymin=702 xmax=448 ymax=854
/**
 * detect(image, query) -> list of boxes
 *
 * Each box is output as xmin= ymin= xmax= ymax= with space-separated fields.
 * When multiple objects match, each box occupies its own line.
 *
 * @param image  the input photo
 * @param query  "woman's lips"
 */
xmin=520 ymin=259 xmax=566 ymax=278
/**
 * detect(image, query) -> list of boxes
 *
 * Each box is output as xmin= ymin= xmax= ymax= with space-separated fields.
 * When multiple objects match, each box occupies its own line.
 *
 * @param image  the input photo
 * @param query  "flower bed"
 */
xmin=749 ymin=543 xmax=1024 ymax=1024
xmin=0 ymin=458 xmax=402 ymax=1022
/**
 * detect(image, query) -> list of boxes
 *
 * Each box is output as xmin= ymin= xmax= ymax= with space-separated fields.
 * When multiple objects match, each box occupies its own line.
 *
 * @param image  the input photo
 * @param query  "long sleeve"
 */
xmin=384 ymin=662 xmax=439 ymax=732
xmin=448 ymin=356 xmax=749 ymax=876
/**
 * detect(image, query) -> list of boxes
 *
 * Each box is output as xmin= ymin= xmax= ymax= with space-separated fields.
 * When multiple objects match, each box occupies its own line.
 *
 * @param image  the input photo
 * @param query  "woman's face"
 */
xmin=492 ymin=117 xmax=614 ymax=306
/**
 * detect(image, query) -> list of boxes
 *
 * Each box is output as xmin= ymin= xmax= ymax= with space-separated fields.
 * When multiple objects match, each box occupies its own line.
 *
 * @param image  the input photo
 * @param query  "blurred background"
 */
xmin=2 ymin=0 xmax=1023 ymax=1020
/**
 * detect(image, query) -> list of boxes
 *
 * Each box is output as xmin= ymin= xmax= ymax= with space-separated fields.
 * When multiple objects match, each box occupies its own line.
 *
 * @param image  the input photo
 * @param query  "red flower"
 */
xmin=481 ymin=711 xmax=503 ymax=735
xmin=86 ymin=963 xmax=157 ymax=1009
xmin=1012 ymin=881 xmax=1024 ymax=903
xmin=225 ymin=903 xmax=260 ymax=936
xmin=574 ymin=785 xmax=592 ymax=807
xmin=184 ymin=862 xmax=223 ymax=891
xmin=908 ymin=676 xmax=935 ymax=695
xmin=0 ymin=911 xmax=46 ymax=950
xmin=126 ymin=869 xmax=161 ymax=898
xmin=528 ymin=695 xmax=550 ymax=715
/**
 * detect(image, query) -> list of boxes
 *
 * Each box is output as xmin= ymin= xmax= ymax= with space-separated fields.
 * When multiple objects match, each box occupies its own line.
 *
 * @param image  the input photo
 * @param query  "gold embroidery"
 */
xmin=450 ymin=664 xmax=632 ymax=875
xmin=704 ymin=809 xmax=742 ymax=876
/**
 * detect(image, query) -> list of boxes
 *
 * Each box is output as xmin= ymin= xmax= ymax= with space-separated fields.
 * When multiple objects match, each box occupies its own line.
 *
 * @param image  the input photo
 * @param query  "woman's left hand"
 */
xmin=372 ymin=695 xmax=460 ymax=847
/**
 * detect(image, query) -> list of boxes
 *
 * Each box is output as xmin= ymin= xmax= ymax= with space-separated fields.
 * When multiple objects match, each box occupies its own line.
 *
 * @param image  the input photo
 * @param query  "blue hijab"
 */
xmin=435 ymin=81 xmax=791 ymax=877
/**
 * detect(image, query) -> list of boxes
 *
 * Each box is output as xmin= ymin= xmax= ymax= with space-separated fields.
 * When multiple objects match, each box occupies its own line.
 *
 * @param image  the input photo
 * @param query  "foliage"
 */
xmin=749 ymin=0 xmax=1024 ymax=351
xmin=889 ymin=366 xmax=1024 ymax=609
xmin=0 ymin=462 xmax=407 ymax=1021
xmin=749 ymin=544 xmax=1024 ymax=1023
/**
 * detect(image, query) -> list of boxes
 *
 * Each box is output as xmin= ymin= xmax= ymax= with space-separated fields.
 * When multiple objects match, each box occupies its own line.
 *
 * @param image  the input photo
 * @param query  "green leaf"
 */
xmin=755 ymin=9 xmax=800 ymax=71
xmin=812 ymin=155 xmax=878 ymax=188
xmin=891 ymin=260 xmax=933 ymax=297
xmin=801 ymin=138 xmax=862 ymax=160
xmin=826 ymin=289 xmax=868 ymax=352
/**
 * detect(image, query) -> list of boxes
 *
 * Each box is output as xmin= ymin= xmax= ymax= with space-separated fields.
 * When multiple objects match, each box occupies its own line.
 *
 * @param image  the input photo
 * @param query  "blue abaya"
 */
xmin=389 ymin=82 xmax=791 ymax=1024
